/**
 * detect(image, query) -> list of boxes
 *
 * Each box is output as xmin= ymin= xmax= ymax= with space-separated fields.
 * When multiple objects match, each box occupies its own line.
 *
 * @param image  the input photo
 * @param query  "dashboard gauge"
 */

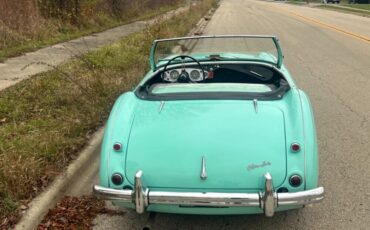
xmin=190 ymin=70 xmax=201 ymax=81
xmin=169 ymin=70 xmax=180 ymax=81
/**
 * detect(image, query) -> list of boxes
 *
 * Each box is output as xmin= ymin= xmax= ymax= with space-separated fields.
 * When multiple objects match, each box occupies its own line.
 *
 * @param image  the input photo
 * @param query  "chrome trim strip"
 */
xmin=154 ymin=35 xmax=278 ymax=43
xmin=253 ymin=99 xmax=258 ymax=113
xmin=93 ymin=185 xmax=133 ymax=201
xmin=93 ymin=172 xmax=324 ymax=217
xmin=149 ymin=191 xmax=260 ymax=207
xmin=277 ymin=187 xmax=324 ymax=205
xmin=159 ymin=101 xmax=165 ymax=113
xmin=200 ymin=156 xmax=207 ymax=180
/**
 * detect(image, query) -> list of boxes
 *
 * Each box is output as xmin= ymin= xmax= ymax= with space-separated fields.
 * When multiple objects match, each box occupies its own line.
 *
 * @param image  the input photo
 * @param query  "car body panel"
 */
xmin=102 ymin=89 xmax=312 ymax=192
xmin=125 ymin=100 xmax=287 ymax=189
xmin=297 ymin=90 xmax=319 ymax=189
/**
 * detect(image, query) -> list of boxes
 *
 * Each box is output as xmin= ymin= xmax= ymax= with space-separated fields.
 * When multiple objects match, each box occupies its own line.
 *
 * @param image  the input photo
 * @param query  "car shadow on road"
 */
xmin=93 ymin=206 xmax=315 ymax=230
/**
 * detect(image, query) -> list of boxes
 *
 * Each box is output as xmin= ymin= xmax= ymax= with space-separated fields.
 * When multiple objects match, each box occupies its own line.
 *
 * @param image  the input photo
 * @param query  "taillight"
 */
xmin=113 ymin=142 xmax=122 ymax=151
xmin=291 ymin=143 xmax=301 ymax=152
xmin=111 ymin=173 xmax=124 ymax=185
xmin=289 ymin=175 xmax=302 ymax=187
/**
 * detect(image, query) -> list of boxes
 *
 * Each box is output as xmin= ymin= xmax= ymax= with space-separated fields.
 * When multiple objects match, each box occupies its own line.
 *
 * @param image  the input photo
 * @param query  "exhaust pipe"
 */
xmin=143 ymin=212 xmax=156 ymax=230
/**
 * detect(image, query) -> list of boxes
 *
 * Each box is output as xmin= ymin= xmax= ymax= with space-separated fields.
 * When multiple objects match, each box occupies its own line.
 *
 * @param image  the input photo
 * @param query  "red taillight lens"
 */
xmin=111 ymin=173 xmax=124 ymax=185
xmin=113 ymin=142 xmax=122 ymax=151
xmin=291 ymin=143 xmax=300 ymax=152
xmin=289 ymin=175 xmax=302 ymax=187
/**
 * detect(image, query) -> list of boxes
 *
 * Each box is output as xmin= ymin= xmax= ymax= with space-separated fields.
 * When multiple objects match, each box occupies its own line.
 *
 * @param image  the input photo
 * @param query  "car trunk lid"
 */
xmin=125 ymin=101 xmax=287 ymax=190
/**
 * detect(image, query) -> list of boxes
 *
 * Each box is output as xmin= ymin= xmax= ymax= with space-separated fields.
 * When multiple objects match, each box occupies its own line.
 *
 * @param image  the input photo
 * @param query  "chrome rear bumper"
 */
xmin=93 ymin=171 xmax=324 ymax=217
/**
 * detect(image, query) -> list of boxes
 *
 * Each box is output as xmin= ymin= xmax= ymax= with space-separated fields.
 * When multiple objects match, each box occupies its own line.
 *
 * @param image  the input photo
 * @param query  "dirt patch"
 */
xmin=38 ymin=196 xmax=123 ymax=230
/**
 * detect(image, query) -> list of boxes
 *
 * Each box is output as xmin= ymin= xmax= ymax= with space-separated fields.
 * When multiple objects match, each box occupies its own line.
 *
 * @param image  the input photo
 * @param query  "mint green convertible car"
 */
xmin=93 ymin=35 xmax=324 ymax=217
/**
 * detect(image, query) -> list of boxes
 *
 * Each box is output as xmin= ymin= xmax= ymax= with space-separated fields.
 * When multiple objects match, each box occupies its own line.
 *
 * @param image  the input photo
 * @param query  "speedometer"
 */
xmin=190 ymin=70 xmax=201 ymax=81
xmin=169 ymin=70 xmax=179 ymax=81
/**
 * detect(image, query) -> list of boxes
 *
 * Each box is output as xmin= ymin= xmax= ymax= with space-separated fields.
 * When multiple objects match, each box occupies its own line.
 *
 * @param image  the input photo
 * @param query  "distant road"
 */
xmin=88 ymin=0 xmax=370 ymax=229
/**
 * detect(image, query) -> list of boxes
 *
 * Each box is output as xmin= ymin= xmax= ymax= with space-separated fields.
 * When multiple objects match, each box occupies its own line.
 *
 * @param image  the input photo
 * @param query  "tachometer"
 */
xmin=190 ymin=70 xmax=201 ymax=81
xmin=169 ymin=70 xmax=180 ymax=81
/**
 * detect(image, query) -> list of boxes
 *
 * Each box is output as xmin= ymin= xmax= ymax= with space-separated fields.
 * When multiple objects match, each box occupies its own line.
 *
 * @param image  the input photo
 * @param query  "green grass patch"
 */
xmin=0 ymin=2 xmax=184 ymax=62
xmin=0 ymin=0 xmax=218 ymax=226
xmin=285 ymin=0 xmax=370 ymax=17
xmin=341 ymin=4 xmax=370 ymax=11
xmin=317 ymin=4 xmax=370 ymax=17
xmin=0 ymin=194 xmax=18 ymax=218
xmin=285 ymin=1 xmax=306 ymax=5
xmin=285 ymin=0 xmax=322 ymax=4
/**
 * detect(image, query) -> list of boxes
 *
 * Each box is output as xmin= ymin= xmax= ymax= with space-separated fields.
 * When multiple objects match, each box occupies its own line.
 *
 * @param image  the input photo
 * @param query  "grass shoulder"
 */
xmin=340 ymin=4 xmax=370 ymax=11
xmin=282 ymin=0 xmax=370 ymax=17
xmin=285 ymin=0 xmax=321 ymax=5
xmin=316 ymin=4 xmax=370 ymax=17
xmin=0 ymin=3 xmax=183 ymax=62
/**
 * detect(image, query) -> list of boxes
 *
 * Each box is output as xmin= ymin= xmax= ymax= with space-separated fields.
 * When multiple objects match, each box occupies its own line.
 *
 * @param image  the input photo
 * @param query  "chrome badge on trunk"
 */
xmin=247 ymin=161 xmax=271 ymax=171
xmin=200 ymin=156 xmax=207 ymax=180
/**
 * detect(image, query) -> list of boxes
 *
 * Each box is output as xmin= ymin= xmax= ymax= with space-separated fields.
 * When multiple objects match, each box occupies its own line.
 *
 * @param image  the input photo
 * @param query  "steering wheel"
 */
xmin=162 ymin=55 xmax=206 ymax=82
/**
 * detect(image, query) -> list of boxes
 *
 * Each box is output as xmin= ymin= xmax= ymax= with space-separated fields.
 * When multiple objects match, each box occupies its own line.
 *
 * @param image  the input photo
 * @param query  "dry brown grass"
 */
xmin=0 ymin=0 xmax=42 ymax=30
xmin=0 ymin=0 xmax=183 ymax=61
xmin=0 ymin=0 xmax=53 ymax=52
xmin=0 ymin=0 xmax=217 ymax=227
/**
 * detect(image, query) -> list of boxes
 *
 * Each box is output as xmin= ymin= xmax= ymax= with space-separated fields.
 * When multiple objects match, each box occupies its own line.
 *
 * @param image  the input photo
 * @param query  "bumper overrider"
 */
xmin=93 ymin=171 xmax=324 ymax=217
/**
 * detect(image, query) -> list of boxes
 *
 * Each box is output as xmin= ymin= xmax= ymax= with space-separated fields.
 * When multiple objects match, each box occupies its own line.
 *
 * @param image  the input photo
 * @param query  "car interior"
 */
xmin=135 ymin=59 xmax=290 ymax=100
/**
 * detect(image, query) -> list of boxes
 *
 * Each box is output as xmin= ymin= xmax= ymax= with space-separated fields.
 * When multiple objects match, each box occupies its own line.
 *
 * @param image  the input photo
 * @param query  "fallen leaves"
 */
xmin=38 ymin=196 xmax=124 ymax=230
xmin=0 ymin=212 xmax=20 ymax=230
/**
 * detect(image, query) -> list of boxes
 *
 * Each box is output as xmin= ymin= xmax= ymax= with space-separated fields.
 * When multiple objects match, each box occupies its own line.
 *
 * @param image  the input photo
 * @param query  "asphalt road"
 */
xmin=73 ymin=0 xmax=370 ymax=229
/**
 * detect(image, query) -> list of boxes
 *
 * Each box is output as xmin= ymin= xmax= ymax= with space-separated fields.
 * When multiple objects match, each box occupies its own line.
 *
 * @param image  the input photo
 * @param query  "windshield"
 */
xmin=151 ymin=35 xmax=283 ymax=70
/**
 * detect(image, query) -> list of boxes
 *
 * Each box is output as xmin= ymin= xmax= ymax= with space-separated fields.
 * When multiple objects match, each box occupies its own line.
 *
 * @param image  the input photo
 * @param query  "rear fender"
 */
xmin=298 ymin=90 xmax=319 ymax=189
xmin=99 ymin=92 xmax=137 ymax=188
